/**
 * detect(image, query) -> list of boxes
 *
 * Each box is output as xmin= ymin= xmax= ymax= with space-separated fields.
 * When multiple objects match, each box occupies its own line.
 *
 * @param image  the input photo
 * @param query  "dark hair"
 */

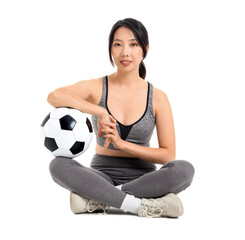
xmin=108 ymin=18 xmax=149 ymax=79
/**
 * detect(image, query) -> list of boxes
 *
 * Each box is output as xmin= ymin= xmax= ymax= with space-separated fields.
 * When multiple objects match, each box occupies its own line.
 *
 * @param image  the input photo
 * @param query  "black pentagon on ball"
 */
xmin=60 ymin=115 xmax=77 ymax=130
xmin=86 ymin=117 xmax=93 ymax=133
xmin=70 ymin=141 xmax=85 ymax=155
xmin=41 ymin=113 xmax=50 ymax=126
xmin=44 ymin=137 xmax=58 ymax=152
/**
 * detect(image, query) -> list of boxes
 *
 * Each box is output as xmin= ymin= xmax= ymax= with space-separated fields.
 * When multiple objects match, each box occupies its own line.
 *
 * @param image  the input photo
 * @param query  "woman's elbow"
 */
xmin=47 ymin=91 xmax=55 ymax=106
xmin=47 ymin=90 xmax=61 ymax=107
xmin=166 ymin=149 xmax=176 ymax=163
xmin=159 ymin=148 xmax=175 ymax=164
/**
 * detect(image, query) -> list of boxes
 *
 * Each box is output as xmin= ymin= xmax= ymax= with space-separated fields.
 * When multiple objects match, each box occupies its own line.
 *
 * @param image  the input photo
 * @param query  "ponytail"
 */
xmin=139 ymin=60 xmax=146 ymax=79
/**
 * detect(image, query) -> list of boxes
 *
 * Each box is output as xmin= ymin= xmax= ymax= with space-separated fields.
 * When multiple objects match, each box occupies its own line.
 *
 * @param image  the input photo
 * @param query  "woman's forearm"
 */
xmin=120 ymin=141 xmax=175 ymax=165
xmin=47 ymin=88 xmax=106 ymax=117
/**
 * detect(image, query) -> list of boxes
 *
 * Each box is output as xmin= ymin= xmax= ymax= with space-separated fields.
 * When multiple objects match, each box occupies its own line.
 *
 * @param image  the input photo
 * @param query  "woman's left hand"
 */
xmin=101 ymin=115 xmax=125 ymax=150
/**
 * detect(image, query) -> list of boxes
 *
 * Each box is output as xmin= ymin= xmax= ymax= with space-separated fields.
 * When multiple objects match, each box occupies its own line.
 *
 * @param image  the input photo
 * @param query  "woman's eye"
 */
xmin=131 ymin=43 xmax=138 ymax=46
xmin=113 ymin=43 xmax=138 ymax=47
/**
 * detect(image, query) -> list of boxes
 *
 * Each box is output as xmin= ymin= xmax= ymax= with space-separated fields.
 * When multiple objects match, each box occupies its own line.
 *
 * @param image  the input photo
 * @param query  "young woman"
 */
xmin=47 ymin=18 xmax=195 ymax=218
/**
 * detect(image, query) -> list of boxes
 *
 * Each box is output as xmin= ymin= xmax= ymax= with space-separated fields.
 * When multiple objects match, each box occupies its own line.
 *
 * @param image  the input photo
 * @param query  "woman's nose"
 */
xmin=121 ymin=45 xmax=130 ymax=56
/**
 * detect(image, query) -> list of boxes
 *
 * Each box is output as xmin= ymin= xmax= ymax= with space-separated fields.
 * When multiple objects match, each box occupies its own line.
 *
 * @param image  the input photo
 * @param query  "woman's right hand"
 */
xmin=97 ymin=111 xmax=111 ymax=148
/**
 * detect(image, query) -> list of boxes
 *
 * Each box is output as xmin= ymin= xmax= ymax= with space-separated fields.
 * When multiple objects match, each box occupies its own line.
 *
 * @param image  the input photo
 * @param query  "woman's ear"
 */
xmin=146 ymin=44 xmax=149 ymax=54
xmin=143 ymin=44 xmax=149 ymax=59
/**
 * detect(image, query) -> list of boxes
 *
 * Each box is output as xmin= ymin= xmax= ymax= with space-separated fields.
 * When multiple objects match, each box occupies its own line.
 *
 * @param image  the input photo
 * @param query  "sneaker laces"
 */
xmin=138 ymin=203 xmax=167 ymax=218
xmin=87 ymin=200 xmax=110 ymax=214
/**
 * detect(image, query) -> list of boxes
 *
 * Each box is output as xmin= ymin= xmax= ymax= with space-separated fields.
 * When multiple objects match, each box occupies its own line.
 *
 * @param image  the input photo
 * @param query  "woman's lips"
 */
xmin=120 ymin=61 xmax=132 ymax=66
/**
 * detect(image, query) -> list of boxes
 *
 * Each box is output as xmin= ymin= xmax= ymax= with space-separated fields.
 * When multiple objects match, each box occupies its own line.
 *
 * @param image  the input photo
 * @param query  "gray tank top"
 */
xmin=91 ymin=76 xmax=156 ymax=150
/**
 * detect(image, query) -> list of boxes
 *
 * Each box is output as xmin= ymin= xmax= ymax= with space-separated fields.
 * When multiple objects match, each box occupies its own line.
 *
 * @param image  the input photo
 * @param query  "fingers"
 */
xmin=97 ymin=131 xmax=102 ymax=138
xmin=97 ymin=119 xmax=103 ymax=137
xmin=97 ymin=127 xmax=103 ymax=137
xmin=104 ymin=138 xmax=111 ymax=148
xmin=102 ymin=128 xmax=115 ymax=148
xmin=103 ymin=116 xmax=117 ymax=129
xmin=109 ymin=115 xmax=116 ymax=123
xmin=97 ymin=115 xmax=116 ymax=148
xmin=101 ymin=128 xmax=114 ymax=134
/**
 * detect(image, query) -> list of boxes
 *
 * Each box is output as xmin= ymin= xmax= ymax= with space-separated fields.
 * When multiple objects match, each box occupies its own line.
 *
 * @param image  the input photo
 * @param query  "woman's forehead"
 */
xmin=113 ymin=27 xmax=136 ymax=41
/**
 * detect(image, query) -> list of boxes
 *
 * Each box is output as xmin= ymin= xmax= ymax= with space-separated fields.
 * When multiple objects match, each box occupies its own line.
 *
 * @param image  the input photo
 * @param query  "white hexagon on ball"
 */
xmin=83 ymin=134 xmax=93 ymax=152
xmin=73 ymin=122 xmax=90 ymax=141
xmin=86 ymin=134 xmax=93 ymax=144
xmin=43 ymin=119 xmax=61 ymax=137
xmin=55 ymin=130 xmax=76 ymax=149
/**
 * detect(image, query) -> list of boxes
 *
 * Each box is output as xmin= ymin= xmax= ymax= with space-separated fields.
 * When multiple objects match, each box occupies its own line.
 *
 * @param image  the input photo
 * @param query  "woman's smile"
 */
xmin=120 ymin=60 xmax=132 ymax=66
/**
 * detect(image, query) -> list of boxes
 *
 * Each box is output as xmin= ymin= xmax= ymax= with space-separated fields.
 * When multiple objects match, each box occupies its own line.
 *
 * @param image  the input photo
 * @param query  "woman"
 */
xmin=47 ymin=18 xmax=195 ymax=218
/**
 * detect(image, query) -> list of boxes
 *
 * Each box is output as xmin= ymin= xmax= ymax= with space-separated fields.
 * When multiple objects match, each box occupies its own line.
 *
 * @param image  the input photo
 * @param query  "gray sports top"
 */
xmin=91 ymin=75 xmax=156 ymax=150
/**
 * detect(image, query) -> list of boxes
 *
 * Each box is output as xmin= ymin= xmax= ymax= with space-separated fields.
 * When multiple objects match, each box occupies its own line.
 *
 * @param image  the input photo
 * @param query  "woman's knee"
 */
xmin=173 ymin=160 xmax=195 ymax=183
xmin=49 ymin=157 xmax=73 ymax=179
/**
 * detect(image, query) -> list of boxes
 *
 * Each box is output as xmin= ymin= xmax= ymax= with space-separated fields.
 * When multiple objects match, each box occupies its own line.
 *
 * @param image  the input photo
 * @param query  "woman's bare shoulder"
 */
xmin=60 ymin=76 xmax=103 ymax=103
xmin=152 ymin=86 xmax=170 ymax=116
xmin=153 ymin=86 xmax=168 ymax=100
xmin=75 ymin=76 xmax=102 ymax=87
xmin=83 ymin=76 xmax=103 ymax=104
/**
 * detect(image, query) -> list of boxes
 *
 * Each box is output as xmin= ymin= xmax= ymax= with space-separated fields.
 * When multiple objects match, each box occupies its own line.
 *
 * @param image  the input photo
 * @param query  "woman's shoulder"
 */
xmin=152 ymin=85 xmax=171 ymax=116
xmin=152 ymin=85 xmax=169 ymax=103
xmin=84 ymin=76 xmax=103 ymax=86
xmin=66 ymin=76 xmax=103 ymax=88
xmin=85 ymin=76 xmax=104 ymax=104
xmin=59 ymin=76 xmax=104 ymax=104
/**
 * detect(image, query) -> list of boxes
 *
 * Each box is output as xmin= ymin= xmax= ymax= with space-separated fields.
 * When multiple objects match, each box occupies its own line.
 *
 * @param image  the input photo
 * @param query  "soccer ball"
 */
xmin=40 ymin=107 xmax=93 ymax=158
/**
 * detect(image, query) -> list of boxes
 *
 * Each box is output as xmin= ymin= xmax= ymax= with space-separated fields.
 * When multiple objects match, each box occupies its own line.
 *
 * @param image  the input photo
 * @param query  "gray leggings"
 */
xmin=49 ymin=153 xmax=195 ymax=208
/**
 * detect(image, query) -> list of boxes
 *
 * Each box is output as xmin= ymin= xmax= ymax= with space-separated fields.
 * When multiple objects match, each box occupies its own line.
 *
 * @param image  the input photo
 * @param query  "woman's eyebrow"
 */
xmin=113 ymin=38 xmax=137 ymax=42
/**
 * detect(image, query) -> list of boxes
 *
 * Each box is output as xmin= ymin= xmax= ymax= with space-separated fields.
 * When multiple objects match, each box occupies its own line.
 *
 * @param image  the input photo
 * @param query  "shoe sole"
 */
xmin=166 ymin=193 xmax=184 ymax=217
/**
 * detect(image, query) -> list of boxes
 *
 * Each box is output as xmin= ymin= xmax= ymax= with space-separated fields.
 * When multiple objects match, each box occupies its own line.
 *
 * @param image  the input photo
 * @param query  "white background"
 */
xmin=0 ymin=0 xmax=244 ymax=239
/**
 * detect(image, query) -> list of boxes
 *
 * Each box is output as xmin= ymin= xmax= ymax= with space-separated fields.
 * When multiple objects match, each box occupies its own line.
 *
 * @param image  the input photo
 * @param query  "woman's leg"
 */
xmin=49 ymin=157 xmax=127 ymax=208
xmin=120 ymin=160 xmax=195 ymax=198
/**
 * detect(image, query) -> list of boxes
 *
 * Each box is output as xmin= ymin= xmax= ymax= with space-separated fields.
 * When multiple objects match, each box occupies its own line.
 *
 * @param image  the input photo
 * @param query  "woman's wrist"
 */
xmin=98 ymin=108 xmax=108 ymax=118
xmin=118 ymin=139 xmax=127 ymax=150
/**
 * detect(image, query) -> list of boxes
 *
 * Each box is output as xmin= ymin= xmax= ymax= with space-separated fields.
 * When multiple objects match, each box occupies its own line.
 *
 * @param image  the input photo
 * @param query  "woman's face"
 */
xmin=111 ymin=27 xmax=145 ymax=73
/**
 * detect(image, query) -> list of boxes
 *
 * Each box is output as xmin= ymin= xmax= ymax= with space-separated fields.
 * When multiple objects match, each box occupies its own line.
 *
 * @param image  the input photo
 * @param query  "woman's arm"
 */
xmin=121 ymin=89 xmax=175 ymax=164
xmin=47 ymin=79 xmax=106 ymax=117
xmin=103 ymin=88 xmax=176 ymax=165
xmin=47 ymin=79 xmax=113 ymax=143
xmin=120 ymin=142 xmax=173 ymax=165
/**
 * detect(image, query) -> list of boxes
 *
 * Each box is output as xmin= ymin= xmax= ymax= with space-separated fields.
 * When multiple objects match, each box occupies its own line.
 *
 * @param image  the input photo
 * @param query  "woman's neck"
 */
xmin=109 ymin=71 xmax=144 ymax=90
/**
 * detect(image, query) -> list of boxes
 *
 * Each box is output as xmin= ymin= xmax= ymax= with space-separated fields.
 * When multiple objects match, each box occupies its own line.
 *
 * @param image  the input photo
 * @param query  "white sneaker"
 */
xmin=70 ymin=192 xmax=109 ymax=214
xmin=138 ymin=193 xmax=184 ymax=218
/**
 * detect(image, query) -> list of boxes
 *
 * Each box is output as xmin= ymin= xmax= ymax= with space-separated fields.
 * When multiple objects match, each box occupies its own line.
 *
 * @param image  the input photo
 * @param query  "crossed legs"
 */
xmin=49 ymin=157 xmax=195 ymax=209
